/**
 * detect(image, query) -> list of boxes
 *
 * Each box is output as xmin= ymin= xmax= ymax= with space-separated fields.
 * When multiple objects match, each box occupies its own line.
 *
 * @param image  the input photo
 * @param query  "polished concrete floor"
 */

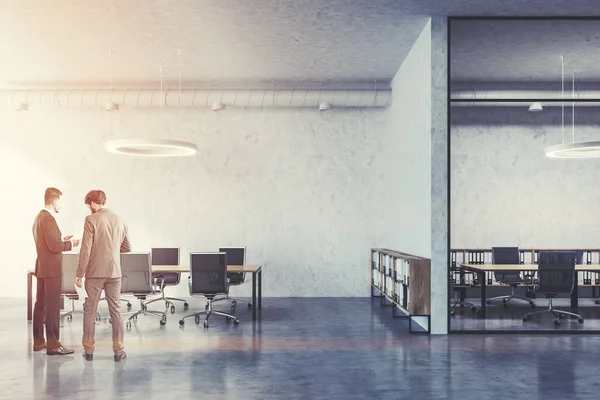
xmin=451 ymin=297 xmax=600 ymax=331
xmin=4 ymin=296 xmax=600 ymax=399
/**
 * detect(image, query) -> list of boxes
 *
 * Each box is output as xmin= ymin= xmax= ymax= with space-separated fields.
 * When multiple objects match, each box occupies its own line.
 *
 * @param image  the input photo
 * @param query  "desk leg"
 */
xmin=571 ymin=274 xmax=579 ymax=309
xmin=27 ymin=272 xmax=33 ymax=321
xmin=258 ymin=269 xmax=262 ymax=310
xmin=479 ymin=271 xmax=486 ymax=318
xmin=252 ymin=272 xmax=257 ymax=320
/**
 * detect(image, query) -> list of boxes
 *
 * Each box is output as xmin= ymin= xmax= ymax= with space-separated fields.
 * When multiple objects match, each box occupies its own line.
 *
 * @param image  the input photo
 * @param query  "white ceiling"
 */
xmin=0 ymin=0 xmax=429 ymax=88
xmin=3 ymin=1 xmax=600 ymax=89
xmin=451 ymin=19 xmax=600 ymax=83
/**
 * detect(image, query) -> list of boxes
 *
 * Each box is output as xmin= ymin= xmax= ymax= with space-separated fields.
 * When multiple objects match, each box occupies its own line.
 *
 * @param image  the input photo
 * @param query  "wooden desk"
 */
xmin=27 ymin=264 xmax=263 ymax=321
xmin=460 ymin=263 xmax=600 ymax=318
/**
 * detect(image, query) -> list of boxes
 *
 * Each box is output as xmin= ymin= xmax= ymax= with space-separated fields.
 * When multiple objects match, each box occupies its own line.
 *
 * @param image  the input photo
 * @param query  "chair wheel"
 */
xmin=127 ymin=303 xmax=132 ymax=308
xmin=67 ymin=315 xmax=72 ymax=321
xmin=502 ymin=299 xmax=508 ymax=304
xmin=126 ymin=322 xmax=131 ymax=329
xmin=232 ymin=300 xmax=237 ymax=307
xmin=161 ymin=315 xmax=167 ymax=323
xmin=179 ymin=319 xmax=184 ymax=325
xmin=160 ymin=320 xmax=166 ymax=326
xmin=486 ymin=300 xmax=491 ymax=305
xmin=248 ymin=303 xmax=252 ymax=308
xmin=184 ymin=302 xmax=189 ymax=309
xmin=522 ymin=317 xmax=528 ymax=322
xmin=203 ymin=321 xmax=209 ymax=328
xmin=142 ymin=305 xmax=147 ymax=311
xmin=195 ymin=316 xmax=200 ymax=324
xmin=596 ymin=299 xmax=600 ymax=305
xmin=233 ymin=319 xmax=239 ymax=325
xmin=231 ymin=305 xmax=236 ymax=313
xmin=170 ymin=306 xmax=175 ymax=314
xmin=554 ymin=320 xmax=561 ymax=326
xmin=530 ymin=303 xmax=536 ymax=309
xmin=579 ymin=318 xmax=584 ymax=323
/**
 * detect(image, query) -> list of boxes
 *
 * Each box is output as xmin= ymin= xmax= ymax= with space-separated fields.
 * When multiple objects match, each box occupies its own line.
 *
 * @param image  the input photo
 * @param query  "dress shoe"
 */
xmin=33 ymin=343 xmax=47 ymax=352
xmin=47 ymin=346 xmax=75 ymax=356
xmin=114 ymin=351 xmax=127 ymax=362
xmin=83 ymin=353 xmax=93 ymax=361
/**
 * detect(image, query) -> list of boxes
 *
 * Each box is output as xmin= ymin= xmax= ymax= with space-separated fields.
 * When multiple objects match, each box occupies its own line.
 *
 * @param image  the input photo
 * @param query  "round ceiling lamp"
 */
xmin=543 ymin=57 xmax=599 ymax=159
xmin=105 ymin=138 xmax=197 ymax=157
xmin=544 ymin=141 xmax=600 ymax=158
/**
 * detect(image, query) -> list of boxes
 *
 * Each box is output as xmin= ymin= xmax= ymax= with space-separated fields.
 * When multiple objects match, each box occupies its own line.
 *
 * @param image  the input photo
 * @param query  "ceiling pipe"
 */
xmin=451 ymin=89 xmax=600 ymax=106
xmin=2 ymin=89 xmax=391 ymax=109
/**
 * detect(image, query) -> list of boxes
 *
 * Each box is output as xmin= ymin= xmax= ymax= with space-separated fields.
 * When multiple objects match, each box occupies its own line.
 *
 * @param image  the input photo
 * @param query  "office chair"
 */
xmin=178 ymin=252 xmax=239 ymax=328
xmin=486 ymin=247 xmax=536 ymax=308
xmin=523 ymin=251 xmax=584 ymax=325
xmin=143 ymin=247 xmax=189 ymax=313
xmin=118 ymin=252 xmax=167 ymax=329
xmin=211 ymin=246 xmax=252 ymax=312
xmin=60 ymin=253 xmax=101 ymax=322
xmin=449 ymin=265 xmax=479 ymax=316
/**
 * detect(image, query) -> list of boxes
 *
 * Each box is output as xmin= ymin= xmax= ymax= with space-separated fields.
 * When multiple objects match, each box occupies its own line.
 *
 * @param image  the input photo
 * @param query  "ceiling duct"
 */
xmin=3 ymin=89 xmax=391 ymax=110
xmin=451 ymin=89 xmax=600 ymax=106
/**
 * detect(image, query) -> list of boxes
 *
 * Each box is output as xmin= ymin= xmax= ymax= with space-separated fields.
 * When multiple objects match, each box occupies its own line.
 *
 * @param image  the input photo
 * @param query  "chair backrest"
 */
xmin=537 ymin=251 xmax=576 ymax=294
xmin=151 ymin=247 xmax=179 ymax=265
xmin=120 ymin=252 xmax=152 ymax=294
xmin=190 ymin=252 xmax=228 ymax=295
xmin=218 ymin=247 xmax=245 ymax=265
xmin=491 ymin=247 xmax=521 ymax=282
xmin=219 ymin=246 xmax=246 ymax=284
xmin=61 ymin=253 xmax=79 ymax=295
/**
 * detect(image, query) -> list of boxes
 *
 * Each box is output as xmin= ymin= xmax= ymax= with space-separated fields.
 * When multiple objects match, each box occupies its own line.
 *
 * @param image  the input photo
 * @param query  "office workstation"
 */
xmin=449 ymin=18 xmax=600 ymax=332
xmin=27 ymin=247 xmax=263 ymax=325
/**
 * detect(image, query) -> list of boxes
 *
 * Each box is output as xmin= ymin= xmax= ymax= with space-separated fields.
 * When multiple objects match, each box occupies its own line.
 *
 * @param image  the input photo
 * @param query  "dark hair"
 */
xmin=84 ymin=190 xmax=106 ymax=206
xmin=44 ymin=187 xmax=62 ymax=205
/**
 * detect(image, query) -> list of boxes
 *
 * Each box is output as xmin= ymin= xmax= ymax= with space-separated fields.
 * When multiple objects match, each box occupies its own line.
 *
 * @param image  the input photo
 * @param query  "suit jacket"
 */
xmin=32 ymin=210 xmax=73 ymax=278
xmin=76 ymin=208 xmax=131 ymax=279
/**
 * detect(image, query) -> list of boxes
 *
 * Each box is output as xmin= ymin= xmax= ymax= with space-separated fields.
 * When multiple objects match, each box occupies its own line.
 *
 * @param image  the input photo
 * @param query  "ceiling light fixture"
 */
xmin=544 ymin=57 xmax=600 ymax=159
xmin=528 ymin=102 xmax=543 ymax=112
xmin=318 ymin=101 xmax=332 ymax=111
xmin=104 ymin=49 xmax=197 ymax=157
xmin=544 ymin=56 xmax=600 ymax=159
xmin=105 ymin=138 xmax=197 ymax=156
xmin=212 ymin=101 xmax=225 ymax=111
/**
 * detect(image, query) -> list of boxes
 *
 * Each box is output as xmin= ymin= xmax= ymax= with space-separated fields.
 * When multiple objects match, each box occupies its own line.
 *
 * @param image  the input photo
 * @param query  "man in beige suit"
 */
xmin=75 ymin=190 xmax=131 ymax=362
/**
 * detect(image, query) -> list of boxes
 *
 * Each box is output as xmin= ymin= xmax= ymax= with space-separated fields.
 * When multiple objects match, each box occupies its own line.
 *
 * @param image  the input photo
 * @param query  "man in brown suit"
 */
xmin=75 ymin=190 xmax=131 ymax=362
xmin=32 ymin=187 xmax=79 ymax=355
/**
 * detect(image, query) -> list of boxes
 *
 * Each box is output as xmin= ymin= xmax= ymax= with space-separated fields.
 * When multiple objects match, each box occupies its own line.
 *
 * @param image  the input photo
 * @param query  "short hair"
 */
xmin=84 ymin=190 xmax=106 ymax=206
xmin=44 ymin=187 xmax=62 ymax=204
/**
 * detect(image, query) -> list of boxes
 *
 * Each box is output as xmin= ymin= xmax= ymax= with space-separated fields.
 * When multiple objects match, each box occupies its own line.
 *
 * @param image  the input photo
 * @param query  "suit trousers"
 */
xmin=32 ymin=277 xmax=62 ymax=349
xmin=82 ymin=277 xmax=124 ymax=354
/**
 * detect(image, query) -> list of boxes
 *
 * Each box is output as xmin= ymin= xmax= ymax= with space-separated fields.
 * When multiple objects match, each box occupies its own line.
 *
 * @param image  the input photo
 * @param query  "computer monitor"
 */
xmin=151 ymin=247 xmax=180 ymax=266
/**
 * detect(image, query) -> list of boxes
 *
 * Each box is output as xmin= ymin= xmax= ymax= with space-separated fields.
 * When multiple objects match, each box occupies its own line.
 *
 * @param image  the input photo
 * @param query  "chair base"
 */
xmin=522 ymin=297 xmax=584 ymax=325
xmin=117 ymin=299 xmax=166 ymax=328
xmin=144 ymin=294 xmax=189 ymax=314
xmin=450 ymin=288 xmax=479 ymax=316
xmin=212 ymin=295 xmax=253 ymax=312
xmin=60 ymin=298 xmax=101 ymax=322
xmin=179 ymin=299 xmax=239 ymax=328
xmin=486 ymin=284 xmax=536 ymax=308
